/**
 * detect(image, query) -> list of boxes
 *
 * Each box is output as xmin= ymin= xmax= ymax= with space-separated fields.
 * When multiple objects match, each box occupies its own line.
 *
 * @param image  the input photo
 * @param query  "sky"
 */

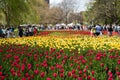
xmin=50 ymin=0 xmax=90 ymax=12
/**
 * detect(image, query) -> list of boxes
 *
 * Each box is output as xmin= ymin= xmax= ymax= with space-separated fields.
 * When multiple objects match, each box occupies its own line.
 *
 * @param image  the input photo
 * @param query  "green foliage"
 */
xmin=85 ymin=0 xmax=120 ymax=25
xmin=0 ymin=0 xmax=29 ymax=26
xmin=0 ymin=0 xmax=47 ymax=27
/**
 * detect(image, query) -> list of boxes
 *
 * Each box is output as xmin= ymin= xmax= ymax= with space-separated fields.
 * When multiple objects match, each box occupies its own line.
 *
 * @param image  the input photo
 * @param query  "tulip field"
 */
xmin=0 ymin=31 xmax=120 ymax=80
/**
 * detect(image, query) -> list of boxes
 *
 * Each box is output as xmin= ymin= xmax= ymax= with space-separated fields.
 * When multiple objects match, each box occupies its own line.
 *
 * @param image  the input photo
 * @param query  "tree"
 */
xmin=24 ymin=0 xmax=47 ymax=24
xmin=85 ymin=0 xmax=120 ymax=25
xmin=0 ymin=0 xmax=47 ymax=27
xmin=58 ymin=0 xmax=78 ymax=24
xmin=0 ymin=0 xmax=29 ymax=27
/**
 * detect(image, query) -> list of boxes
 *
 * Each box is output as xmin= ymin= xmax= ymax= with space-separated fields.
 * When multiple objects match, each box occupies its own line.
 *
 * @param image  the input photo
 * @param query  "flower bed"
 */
xmin=38 ymin=30 xmax=118 ymax=36
xmin=0 ymin=35 xmax=120 ymax=80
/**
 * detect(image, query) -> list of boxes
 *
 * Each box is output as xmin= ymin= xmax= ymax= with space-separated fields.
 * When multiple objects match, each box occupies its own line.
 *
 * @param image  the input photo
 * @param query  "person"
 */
xmin=2 ymin=27 xmax=6 ymax=38
xmin=107 ymin=24 xmax=113 ymax=36
xmin=24 ymin=28 xmax=29 ymax=36
xmin=6 ymin=28 xmax=10 ymax=38
xmin=28 ymin=25 xmax=33 ymax=36
xmin=91 ymin=27 xmax=96 ymax=36
xmin=18 ymin=26 xmax=23 ymax=37
xmin=95 ymin=24 xmax=102 ymax=36
xmin=33 ymin=27 xmax=37 ymax=36
xmin=0 ymin=28 xmax=3 ymax=38
xmin=117 ymin=25 xmax=120 ymax=35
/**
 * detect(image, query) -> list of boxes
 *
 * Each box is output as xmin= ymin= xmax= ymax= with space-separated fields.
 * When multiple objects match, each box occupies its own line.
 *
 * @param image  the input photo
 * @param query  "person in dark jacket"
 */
xmin=107 ymin=24 xmax=113 ymax=36
xmin=18 ymin=26 xmax=23 ymax=37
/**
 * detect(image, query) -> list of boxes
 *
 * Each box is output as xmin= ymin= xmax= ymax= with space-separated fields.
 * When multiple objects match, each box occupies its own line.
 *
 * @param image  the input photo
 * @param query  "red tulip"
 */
xmin=17 ymin=72 xmax=21 ymax=77
xmin=42 ymin=63 xmax=48 ymax=67
xmin=74 ymin=59 xmax=78 ymax=63
xmin=31 ymin=74 xmax=34 ymax=79
xmin=34 ymin=70 xmax=39 ymax=75
xmin=10 ymin=68 xmax=15 ymax=73
xmin=79 ymin=70 xmax=82 ymax=74
xmin=45 ymin=51 xmax=49 ymax=55
xmin=64 ymin=55 xmax=68 ymax=59
xmin=57 ymin=55 xmax=61 ymax=59
xmin=51 ymin=66 xmax=55 ymax=70
xmin=77 ymin=66 xmax=80 ymax=70
xmin=72 ymin=69 xmax=76 ymax=74
xmin=83 ymin=74 xmax=87 ymax=78
xmin=67 ymin=72 xmax=72 ymax=77
xmin=21 ymin=64 xmax=25 ymax=71
xmin=83 ymin=68 xmax=87 ymax=73
xmin=60 ymin=73 xmax=64 ymax=78
xmin=46 ymin=77 xmax=52 ymax=80
xmin=96 ymin=57 xmax=101 ymax=61
xmin=21 ymin=77 xmax=26 ymax=80
xmin=53 ymin=73 xmax=57 ymax=77
xmin=108 ymin=77 xmax=113 ymax=80
xmin=40 ymin=72 xmax=45 ymax=78
xmin=27 ymin=63 xmax=32 ymax=70
xmin=36 ymin=64 xmax=39 ymax=67
xmin=85 ymin=65 xmax=89 ymax=69
xmin=105 ymin=67 xmax=108 ymax=71
xmin=116 ymin=67 xmax=119 ymax=70
xmin=0 ymin=72 xmax=2 ymax=76
xmin=116 ymin=71 xmax=120 ymax=75
xmin=14 ymin=56 xmax=19 ymax=60
xmin=0 ymin=49 xmax=3 ymax=52
xmin=25 ymin=73 xmax=30 ymax=77
xmin=12 ymin=72 xmax=16 ymax=76
xmin=0 ymin=76 xmax=5 ymax=80
xmin=73 ymin=74 xmax=78 ymax=79
xmin=108 ymin=71 xmax=112 ymax=75
xmin=81 ymin=60 xmax=87 ymax=64
xmin=91 ymin=70 xmax=95 ymax=75
xmin=34 ymin=54 xmax=38 ymax=57
xmin=92 ymin=77 xmax=96 ymax=80
xmin=70 ymin=63 xmax=73 ymax=67
xmin=78 ymin=77 xmax=82 ymax=80
xmin=118 ymin=60 xmax=120 ymax=65
xmin=79 ymin=55 xmax=84 ymax=60
xmin=60 ymin=49 xmax=64 ymax=53
xmin=23 ymin=58 xmax=27 ymax=62
xmin=90 ymin=62 xmax=92 ymax=66
xmin=100 ymin=63 xmax=104 ymax=67
xmin=59 ymin=69 xmax=64 ymax=73
xmin=27 ymin=77 xmax=31 ymax=80
xmin=87 ymin=75 xmax=91 ymax=79
xmin=62 ymin=60 xmax=65 ymax=64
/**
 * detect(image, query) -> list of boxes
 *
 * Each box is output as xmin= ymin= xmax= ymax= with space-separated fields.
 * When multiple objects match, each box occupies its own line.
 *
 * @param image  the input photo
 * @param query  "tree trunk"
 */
xmin=5 ymin=8 xmax=10 ymax=27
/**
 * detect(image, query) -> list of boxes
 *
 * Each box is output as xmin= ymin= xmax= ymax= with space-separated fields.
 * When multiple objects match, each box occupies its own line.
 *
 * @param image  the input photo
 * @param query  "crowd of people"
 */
xmin=18 ymin=25 xmax=38 ymax=37
xmin=0 ymin=26 xmax=15 ymax=38
xmin=0 ymin=23 xmax=120 ymax=38
xmin=40 ymin=23 xmax=120 ymax=36
xmin=90 ymin=24 xmax=120 ymax=36
xmin=0 ymin=25 xmax=38 ymax=38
